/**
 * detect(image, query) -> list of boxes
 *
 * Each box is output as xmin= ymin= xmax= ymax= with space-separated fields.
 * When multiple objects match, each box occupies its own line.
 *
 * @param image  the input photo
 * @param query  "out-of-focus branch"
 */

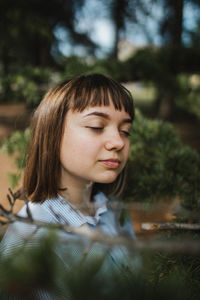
xmin=3 ymin=188 xmax=199 ymax=215
xmin=142 ymin=222 xmax=200 ymax=231
xmin=1 ymin=210 xmax=200 ymax=256
xmin=1 ymin=189 xmax=200 ymax=256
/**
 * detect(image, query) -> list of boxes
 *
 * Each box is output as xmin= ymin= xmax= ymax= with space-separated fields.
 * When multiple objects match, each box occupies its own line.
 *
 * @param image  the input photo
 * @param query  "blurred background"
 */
xmin=0 ymin=2 xmax=200 ymax=296
xmin=0 ymin=0 xmax=200 ymax=209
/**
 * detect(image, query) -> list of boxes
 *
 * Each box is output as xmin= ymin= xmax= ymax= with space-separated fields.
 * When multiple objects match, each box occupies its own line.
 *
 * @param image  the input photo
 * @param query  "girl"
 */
xmin=1 ymin=73 xmax=139 ymax=298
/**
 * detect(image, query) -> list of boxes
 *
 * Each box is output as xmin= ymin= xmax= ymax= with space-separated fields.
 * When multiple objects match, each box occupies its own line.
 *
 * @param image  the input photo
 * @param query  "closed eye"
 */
xmin=85 ymin=126 xmax=130 ymax=136
xmin=121 ymin=130 xmax=131 ymax=137
xmin=85 ymin=126 xmax=103 ymax=131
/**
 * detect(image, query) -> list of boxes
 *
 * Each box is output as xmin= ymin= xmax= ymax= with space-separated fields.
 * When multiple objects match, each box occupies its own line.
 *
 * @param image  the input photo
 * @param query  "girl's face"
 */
xmin=60 ymin=103 xmax=132 ymax=188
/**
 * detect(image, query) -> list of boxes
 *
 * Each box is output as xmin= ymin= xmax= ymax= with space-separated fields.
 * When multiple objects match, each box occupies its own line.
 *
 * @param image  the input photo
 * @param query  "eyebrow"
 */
xmin=83 ymin=111 xmax=132 ymax=123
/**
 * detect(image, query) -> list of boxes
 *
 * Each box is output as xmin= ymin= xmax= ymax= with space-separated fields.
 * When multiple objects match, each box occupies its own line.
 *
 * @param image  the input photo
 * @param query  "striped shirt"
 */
xmin=0 ymin=192 xmax=139 ymax=299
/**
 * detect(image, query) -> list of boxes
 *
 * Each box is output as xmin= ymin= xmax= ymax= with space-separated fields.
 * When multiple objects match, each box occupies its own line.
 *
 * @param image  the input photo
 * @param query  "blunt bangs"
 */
xmin=64 ymin=74 xmax=134 ymax=120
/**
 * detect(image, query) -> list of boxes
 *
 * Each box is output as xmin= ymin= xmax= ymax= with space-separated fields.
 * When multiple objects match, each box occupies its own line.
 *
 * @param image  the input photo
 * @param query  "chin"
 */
xmin=96 ymin=173 xmax=119 ymax=184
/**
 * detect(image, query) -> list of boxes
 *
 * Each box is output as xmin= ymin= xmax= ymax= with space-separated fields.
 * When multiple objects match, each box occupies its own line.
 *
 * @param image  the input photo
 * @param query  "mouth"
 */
xmin=99 ymin=159 xmax=121 ymax=168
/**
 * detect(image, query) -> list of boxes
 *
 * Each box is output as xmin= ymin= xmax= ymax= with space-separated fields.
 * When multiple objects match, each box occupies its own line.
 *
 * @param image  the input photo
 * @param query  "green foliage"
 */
xmin=0 ymin=66 xmax=54 ymax=106
xmin=176 ymin=73 xmax=200 ymax=120
xmin=125 ymin=47 xmax=174 ymax=85
xmin=0 ymin=57 xmax=126 ymax=105
xmin=1 ymin=47 xmax=200 ymax=120
xmin=59 ymin=56 xmax=126 ymax=82
xmin=144 ymin=230 xmax=200 ymax=299
xmin=126 ymin=46 xmax=200 ymax=83
xmin=7 ymin=174 xmax=22 ymax=190
xmin=123 ymin=110 xmax=200 ymax=300
xmin=89 ymin=59 xmax=127 ymax=82
xmin=125 ymin=110 xmax=200 ymax=209
xmin=123 ymin=46 xmax=200 ymax=118
xmin=1 ymin=128 xmax=30 ymax=159
xmin=60 ymin=56 xmax=91 ymax=78
xmin=0 ymin=231 xmax=197 ymax=299
xmin=1 ymin=128 xmax=30 ymax=187
xmin=0 ymin=231 xmax=59 ymax=297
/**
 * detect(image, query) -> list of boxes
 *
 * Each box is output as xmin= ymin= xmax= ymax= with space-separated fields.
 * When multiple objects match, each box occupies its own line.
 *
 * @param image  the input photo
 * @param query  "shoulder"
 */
xmin=18 ymin=201 xmax=55 ymax=223
xmin=18 ymin=195 xmax=69 ymax=223
xmin=0 ymin=198 xmax=61 ymax=255
xmin=96 ymin=192 xmax=136 ymax=239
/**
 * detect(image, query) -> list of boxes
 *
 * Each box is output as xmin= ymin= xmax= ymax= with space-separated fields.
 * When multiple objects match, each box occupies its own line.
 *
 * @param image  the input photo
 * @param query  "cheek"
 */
xmin=60 ymin=131 xmax=99 ymax=164
xmin=72 ymin=135 xmax=98 ymax=156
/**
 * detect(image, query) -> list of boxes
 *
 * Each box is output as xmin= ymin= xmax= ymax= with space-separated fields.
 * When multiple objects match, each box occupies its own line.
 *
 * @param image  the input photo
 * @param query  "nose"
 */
xmin=104 ymin=130 xmax=125 ymax=151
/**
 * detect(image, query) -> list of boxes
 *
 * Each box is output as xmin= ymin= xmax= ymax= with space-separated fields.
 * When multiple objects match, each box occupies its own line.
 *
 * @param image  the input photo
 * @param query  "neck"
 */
xmin=59 ymin=175 xmax=94 ymax=216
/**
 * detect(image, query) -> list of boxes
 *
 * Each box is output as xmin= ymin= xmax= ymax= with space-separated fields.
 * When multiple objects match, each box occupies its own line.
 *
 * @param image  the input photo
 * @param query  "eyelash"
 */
xmin=86 ymin=126 xmax=103 ymax=131
xmin=86 ymin=127 xmax=131 ymax=137
xmin=122 ymin=131 xmax=131 ymax=137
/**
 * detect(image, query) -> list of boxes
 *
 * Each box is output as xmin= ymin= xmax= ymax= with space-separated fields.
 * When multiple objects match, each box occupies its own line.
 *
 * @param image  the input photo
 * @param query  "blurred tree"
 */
xmin=100 ymin=0 xmax=200 ymax=119
xmin=188 ymin=20 xmax=200 ymax=48
xmin=160 ymin=0 xmax=184 ymax=47
xmin=152 ymin=0 xmax=200 ymax=119
xmin=120 ymin=0 xmax=200 ymax=119
xmin=155 ymin=0 xmax=184 ymax=119
xmin=0 ymin=0 xmax=96 ymax=72
xmin=106 ymin=0 xmax=148 ymax=59
xmin=0 ymin=0 xmax=98 ymax=102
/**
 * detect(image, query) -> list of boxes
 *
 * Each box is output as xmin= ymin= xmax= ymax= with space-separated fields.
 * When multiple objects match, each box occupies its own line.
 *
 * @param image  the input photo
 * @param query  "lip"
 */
xmin=99 ymin=159 xmax=121 ymax=168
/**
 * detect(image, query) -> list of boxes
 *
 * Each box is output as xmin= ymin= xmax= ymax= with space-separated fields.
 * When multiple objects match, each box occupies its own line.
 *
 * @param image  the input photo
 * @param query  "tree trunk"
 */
xmin=156 ymin=0 xmax=184 ymax=119
xmin=110 ymin=0 xmax=128 ymax=60
xmin=1 ymin=46 xmax=11 ymax=102
xmin=111 ymin=25 xmax=120 ymax=60
xmin=156 ymin=92 xmax=175 ymax=120
xmin=172 ymin=0 xmax=184 ymax=47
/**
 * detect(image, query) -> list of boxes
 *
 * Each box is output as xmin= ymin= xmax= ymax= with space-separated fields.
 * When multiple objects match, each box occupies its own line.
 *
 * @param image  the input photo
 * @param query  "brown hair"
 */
xmin=23 ymin=73 xmax=134 ymax=203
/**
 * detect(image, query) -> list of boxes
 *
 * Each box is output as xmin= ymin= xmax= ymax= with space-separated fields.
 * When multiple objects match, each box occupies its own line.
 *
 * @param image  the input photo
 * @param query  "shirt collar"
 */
xmin=42 ymin=192 xmax=108 ymax=227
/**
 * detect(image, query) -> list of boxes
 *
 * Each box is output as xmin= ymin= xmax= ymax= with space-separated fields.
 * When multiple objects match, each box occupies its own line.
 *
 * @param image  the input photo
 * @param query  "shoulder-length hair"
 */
xmin=23 ymin=73 xmax=134 ymax=203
